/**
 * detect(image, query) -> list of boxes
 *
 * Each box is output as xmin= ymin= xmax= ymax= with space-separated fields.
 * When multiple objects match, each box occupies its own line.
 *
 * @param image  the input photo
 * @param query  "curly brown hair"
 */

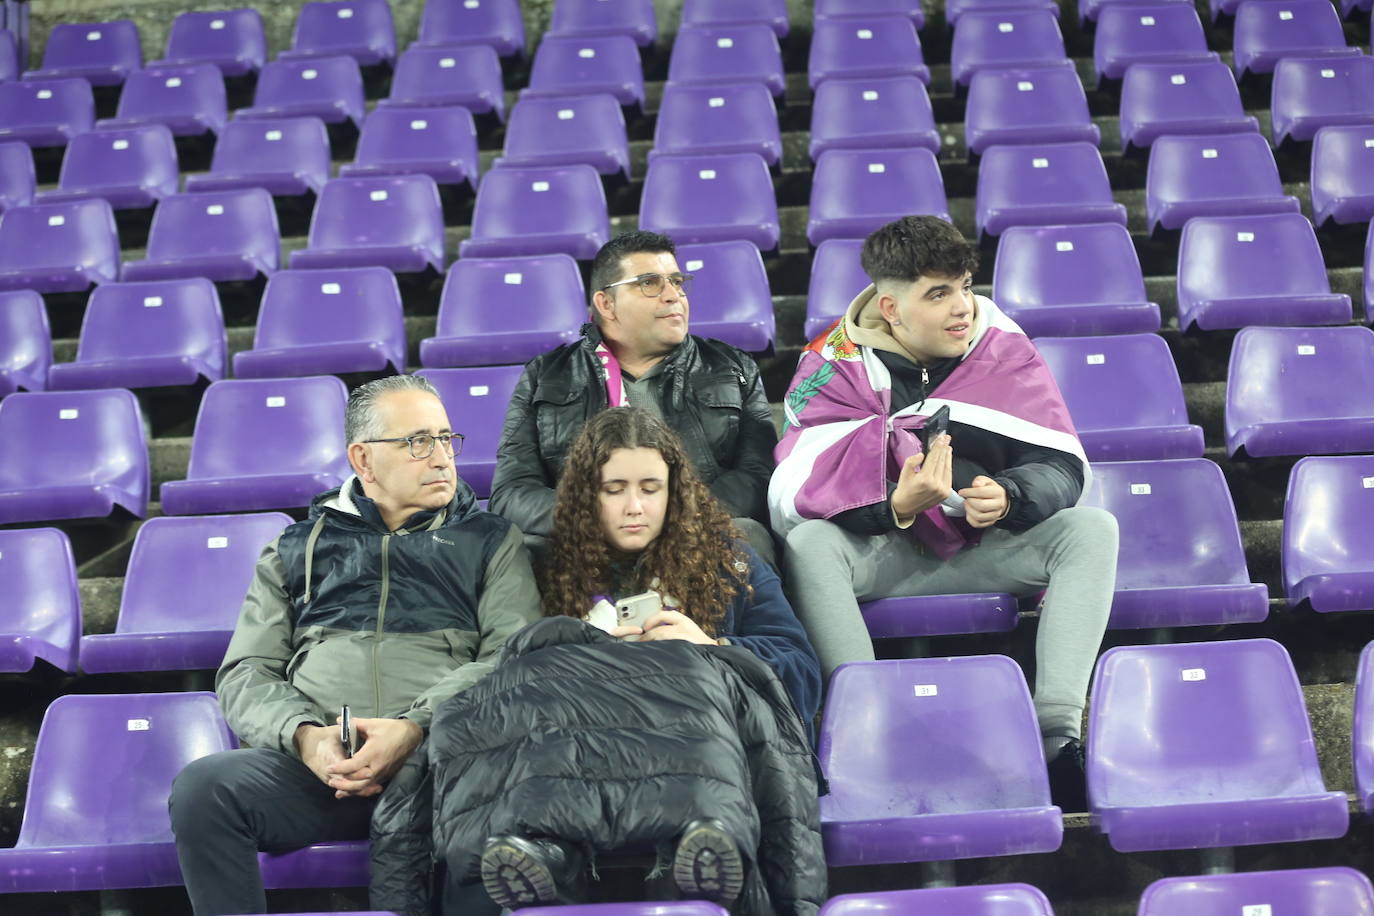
xmin=541 ymin=407 xmax=749 ymax=635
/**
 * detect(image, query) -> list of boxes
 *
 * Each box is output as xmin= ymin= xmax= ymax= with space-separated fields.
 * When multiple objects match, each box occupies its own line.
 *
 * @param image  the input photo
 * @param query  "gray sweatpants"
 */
xmin=782 ymin=506 xmax=1118 ymax=740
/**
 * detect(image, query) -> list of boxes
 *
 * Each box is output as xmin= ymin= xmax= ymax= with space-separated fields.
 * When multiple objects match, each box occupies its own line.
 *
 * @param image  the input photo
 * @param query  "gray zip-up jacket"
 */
xmin=216 ymin=475 xmax=543 ymax=756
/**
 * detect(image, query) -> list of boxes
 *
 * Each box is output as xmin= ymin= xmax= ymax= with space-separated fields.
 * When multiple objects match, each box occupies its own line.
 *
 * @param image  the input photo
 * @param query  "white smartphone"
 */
xmin=615 ymin=591 xmax=663 ymax=640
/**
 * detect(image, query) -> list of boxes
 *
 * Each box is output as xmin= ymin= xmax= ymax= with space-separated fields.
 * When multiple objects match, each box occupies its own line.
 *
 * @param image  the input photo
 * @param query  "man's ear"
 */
xmin=591 ymin=288 xmax=616 ymax=325
xmin=348 ymin=442 xmax=375 ymax=482
xmin=876 ymin=291 xmax=901 ymax=326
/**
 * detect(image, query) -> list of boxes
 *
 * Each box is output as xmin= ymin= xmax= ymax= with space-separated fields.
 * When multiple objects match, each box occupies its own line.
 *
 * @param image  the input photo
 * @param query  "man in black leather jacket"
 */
xmin=489 ymin=230 xmax=779 ymax=562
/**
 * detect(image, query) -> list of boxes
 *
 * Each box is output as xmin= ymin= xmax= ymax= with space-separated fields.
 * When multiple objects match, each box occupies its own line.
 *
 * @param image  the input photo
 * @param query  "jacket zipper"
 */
xmin=374 ymin=534 xmax=391 ymax=715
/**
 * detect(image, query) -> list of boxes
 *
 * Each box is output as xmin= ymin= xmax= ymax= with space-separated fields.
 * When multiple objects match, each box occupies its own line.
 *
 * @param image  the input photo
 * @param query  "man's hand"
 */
xmin=891 ymin=434 xmax=954 ymax=522
xmin=632 ymin=609 xmax=718 ymax=645
xmin=958 ymin=475 xmax=1010 ymax=529
xmin=323 ymin=717 xmax=423 ymax=799
xmin=294 ymin=723 xmax=348 ymax=788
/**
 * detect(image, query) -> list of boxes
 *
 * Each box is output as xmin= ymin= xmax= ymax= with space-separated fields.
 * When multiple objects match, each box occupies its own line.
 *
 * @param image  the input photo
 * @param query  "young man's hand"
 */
xmin=959 ymin=475 xmax=1010 ymax=528
xmin=322 ymin=718 xmax=424 ymax=799
xmin=891 ymin=434 xmax=954 ymax=523
xmin=294 ymin=723 xmax=348 ymax=788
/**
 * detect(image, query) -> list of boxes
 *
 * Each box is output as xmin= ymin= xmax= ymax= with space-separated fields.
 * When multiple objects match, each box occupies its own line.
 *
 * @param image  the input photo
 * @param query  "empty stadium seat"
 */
xmin=236 ymin=55 xmax=365 ymax=133
xmin=677 ymin=240 xmax=776 ymax=352
xmin=805 ymin=237 xmax=866 ymax=340
xmin=1093 ymin=3 xmax=1217 ymax=85
xmin=1311 ymin=124 xmax=1374 ymax=226
xmin=657 ymin=82 xmax=781 ymax=167
xmin=808 ymin=147 xmax=950 ymax=246
xmin=1177 ymin=212 xmax=1350 ymax=330
xmin=974 ymin=142 xmax=1127 ymax=240
xmin=820 ymin=657 xmax=1062 ymax=866
xmin=383 ymin=44 xmax=506 ymax=121
xmin=809 ymin=75 xmax=938 ymax=161
xmin=965 ymin=63 xmax=1100 ymax=155
xmin=814 ymin=0 xmax=924 ymax=29
xmin=160 ymin=375 xmax=350 ymax=515
xmin=415 ymin=366 xmax=525 ymax=498
xmin=1087 ymin=639 xmax=1348 ymax=852
xmin=291 ymin=175 xmax=445 ymax=275
xmin=0 ymin=139 xmax=33 ymax=212
xmin=420 ymin=254 xmax=586 ymax=368
xmin=460 ymin=164 xmax=610 ymax=260
xmin=0 ymin=387 xmax=148 ymax=523
xmin=512 ymin=906 xmax=727 ymax=916
xmin=809 ymin=16 xmax=930 ymax=87
xmin=1357 ymin=642 xmax=1374 ymax=813
xmin=99 ymin=63 xmax=228 ymax=138
xmin=1271 ymin=53 xmax=1374 ymax=147
xmin=1139 ymin=868 xmax=1374 ymax=915
xmin=859 ymin=592 xmax=1021 ymax=638
xmin=123 ymin=188 xmax=280 ymax=283
xmin=0 ymin=289 xmax=49 ymax=395
xmin=1367 ymin=219 xmax=1374 ymax=322
xmin=156 ymin=8 xmax=267 ymax=77
xmin=549 ymin=0 xmax=657 ymax=46
xmin=47 ymin=278 xmax=226 ymax=390
xmin=0 ymin=27 xmax=14 ymax=82
xmin=416 ymin=0 xmax=524 ymax=58
xmin=233 ymin=267 xmax=406 ymax=378
xmin=25 ymin=20 xmax=141 ymax=86
xmin=1144 ymin=132 xmax=1300 ymax=233
xmin=819 ymin=885 xmax=1055 ymax=915
xmin=280 ymin=0 xmax=396 ymax=69
xmin=1118 ymin=60 xmax=1259 ymax=153
xmin=952 ymin=9 xmax=1068 ymax=88
xmin=1036 ymin=335 xmax=1203 ymax=460
xmin=1080 ymin=458 xmax=1268 ymax=628
xmin=0 ymin=196 xmax=120 ymax=293
xmin=667 ymin=24 xmax=785 ymax=97
xmin=341 ymin=105 xmax=481 ymax=191
xmin=1283 ymin=455 xmax=1374 ymax=613
xmin=1081 ymin=0 xmax=1193 ymax=25
xmin=682 ymin=0 xmax=789 ymax=36
xmin=526 ymin=34 xmax=645 ymax=108
xmin=184 ymin=116 xmax=330 ymax=197
xmin=992 ymin=222 xmax=1161 ymax=336
xmin=0 ymin=527 xmax=80 ymax=674
xmin=497 ymin=93 xmax=629 ymax=178
xmin=80 ymin=513 xmax=293 ymax=673
xmin=43 ymin=124 xmax=179 ymax=209
xmin=950 ymin=0 xmax=1061 ymax=26
xmin=0 ymin=78 xmax=94 ymax=148
xmin=640 ymin=151 xmax=780 ymax=250
xmin=1232 ymin=0 xmax=1351 ymax=79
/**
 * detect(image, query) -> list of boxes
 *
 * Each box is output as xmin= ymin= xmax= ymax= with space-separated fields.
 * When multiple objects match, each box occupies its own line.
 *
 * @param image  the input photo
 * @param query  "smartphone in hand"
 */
xmin=921 ymin=404 xmax=951 ymax=450
xmin=615 ymin=591 xmax=664 ymax=641
xmin=340 ymin=705 xmax=357 ymax=758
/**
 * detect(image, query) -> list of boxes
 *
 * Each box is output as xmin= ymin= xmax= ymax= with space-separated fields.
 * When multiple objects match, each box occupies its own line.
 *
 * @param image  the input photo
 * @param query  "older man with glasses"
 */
xmin=490 ymin=230 xmax=779 ymax=563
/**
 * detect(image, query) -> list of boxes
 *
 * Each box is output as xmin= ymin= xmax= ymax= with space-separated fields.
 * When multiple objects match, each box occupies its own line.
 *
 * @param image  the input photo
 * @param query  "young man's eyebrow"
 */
xmin=923 ymin=283 xmax=953 ymax=299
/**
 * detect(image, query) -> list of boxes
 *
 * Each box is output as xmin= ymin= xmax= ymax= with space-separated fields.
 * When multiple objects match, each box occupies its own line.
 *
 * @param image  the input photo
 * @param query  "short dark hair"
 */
xmin=588 ymin=230 xmax=677 ymax=304
xmin=860 ymin=215 xmax=979 ymax=287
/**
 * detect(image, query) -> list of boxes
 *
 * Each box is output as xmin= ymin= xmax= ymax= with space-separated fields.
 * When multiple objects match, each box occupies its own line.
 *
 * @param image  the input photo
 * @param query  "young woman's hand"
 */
xmin=635 ymin=609 xmax=719 ymax=645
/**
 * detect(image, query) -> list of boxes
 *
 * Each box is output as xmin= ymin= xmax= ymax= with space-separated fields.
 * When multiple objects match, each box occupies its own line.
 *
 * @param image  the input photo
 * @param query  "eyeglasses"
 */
xmin=600 ymin=272 xmax=693 ymax=298
xmin=362 ymin=433 xmax=464 ymax=459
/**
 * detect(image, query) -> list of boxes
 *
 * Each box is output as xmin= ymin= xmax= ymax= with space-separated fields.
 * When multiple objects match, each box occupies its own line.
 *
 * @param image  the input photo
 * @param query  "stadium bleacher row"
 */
xmin=2 ymin=0 xmax=1374 ymax=913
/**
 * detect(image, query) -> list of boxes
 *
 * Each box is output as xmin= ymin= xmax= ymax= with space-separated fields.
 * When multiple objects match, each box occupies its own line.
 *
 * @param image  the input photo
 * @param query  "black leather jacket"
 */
xmin=489 ymin=324 xmax=777 ymax=535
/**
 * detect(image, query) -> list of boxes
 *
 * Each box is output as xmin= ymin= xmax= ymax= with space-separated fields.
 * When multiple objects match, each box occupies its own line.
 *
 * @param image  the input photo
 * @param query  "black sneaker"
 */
xmin=1046 ymin=738 xmax=1089 ymax=814
xmin=672 ymin=819 xmax=745 ymax=905
xmin=480 ymin=835 xmax=583 ymax=909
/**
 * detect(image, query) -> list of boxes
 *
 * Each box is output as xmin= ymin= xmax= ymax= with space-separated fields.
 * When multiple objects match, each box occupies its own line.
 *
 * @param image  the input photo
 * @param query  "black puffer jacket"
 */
xmin=369 ymin=617 xmax=826 ymax=916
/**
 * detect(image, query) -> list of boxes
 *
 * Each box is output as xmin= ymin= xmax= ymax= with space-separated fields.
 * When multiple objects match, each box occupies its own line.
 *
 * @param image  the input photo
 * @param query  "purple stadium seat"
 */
xmin=668 ymin=24 xmax=785 ymax=97
xmin=1093 ymin=4 xmax=1217 ymax=84
xmin=805 ymin=238 xmax=866 ymax=340
xmin=819 ymin=886 xmax=1055 ymax=915
xmin=0 ymin=197 xmax=120 ymax=293
xmin=184 ymin=116 xmax=330 ymax=197
xmin=1311 ymin=124 xmax=1374 ymax=226
xmin=47 ymin=278 xmax=226 ymax=391
xmin=1084 ymin=0 xmax=1194 ymax=26
xmin=815 ymin=0 xmax=924 ymax=30
xmin=965 ymin=63 xmax=1100 ymax=156
xmin=809 ymin=17 xmax=930 ymax=88
xmin=0 ymin=139 xmax=34 ymax=212
xmin=861 ymin=593 xmax=1021 ymax=639
xmin=1358 ymin=642 xmax=1374 ymax=812
xmin=975 ymin=142 xmax=1127 ymax=241
xmin=80 ymin=513 xmax=292 ymax=673
xmin=156 ymin=8 xmax=267 ymax=77
xmin=525 ymin=34 xmax=645 ymax=108
xmin=1140 ymin=868 xmax=1374 ymax=915
xmin=1088 ymin=639 xmax=1349 ymax=852
xmin=0 ymin=387 xmax=148 ymax=523
xmin=236 ymin=55 xmax=365 ymax=133
xmin=1080 ymin=459 xmax=1267 ymax=628
xmin=820 ymin=657 xmax=1062 ymax=865
xmin=948 ymin=0 xmax=1060 ymax=26
xmin=1144 ymin=132 xmax=1299 ymax=233
xmin=0 ymin=78 xmax=95 ymax=148
xmin=340 ymin=105 xmax=480 ymax=191
xmin=43 ymin=124 xmax=179 ymax=209
xmin=417 ymin=0 xmax=524 ymax=58
xmin=0 ymin=27 xmax=15 ymax=82
xmin=1178 ymin=212 xmax=1350 ymax=330
xmin=123 ymin=188 xmax=279 ymax=284
xmin=0 ymin=289 xmax=49 ymax=396
xmin=1284 ymin=455 xmax=1374 ymax=613
xmin=233 ymin=267 xmax=406 ymax=378
xmin=640 ymin=152 xmax=780 ymax=250
xmin=383 ymin=44 xmax=505 ymax=121
xmin=808 ymin=147 xmax=950 ymax=247
xmin=512 ymin=907 xmax=727 ymax=916
xmin=657 ymin=82 xmax=781 ymax=167
xmin=0 ymin=527 xmax=79 ymax=673
xmin=1227 ymin=326 xmax=1374 ymax=457
xmin=1036 ymin=335 xmax=1202 ymax=461
xmin=549 ymin=0 xmax=657 ymax=46
xmin=677 ymin=240 xmax=775 ymax=352
xmin=809 ymin=75 xmax=939 ymax=161
xmin=460 ymin=164 xmax=610 ymax=260
xmin=420 ymin=254 xmax=585 ymax=368
xmin=1232 ymin=0 xmax=1351 ymax=78
xmin=1118 ymin=60 xmax=1259 ymax=153
xmin=951 ymin=10 xmax=1068 ymax=88
xmin=161 ymin=375 xmax=350 ymax=515
xmin=280 ymin=0 xmax=396 ymax=68
xmin=1271 ymin=53 xmax=1374 ymax=147
xmin=291 ymin=175 xmax=445 ymax=275
xmin=25 ymin=20 xmax=141 ymax=87
xmin=1367 ymin=220 xmax=1374 ymax=323
xmin=496 ymin=93 xmax=629 ymax=178
xmin=682 ymin=0 xmax=789 ymax=36
xmin=1341 ymin=0 xmax=1374 ymax=16
xmin=99 ymin=63 xmax=228 ymax=138
xmin=415 ymin=366 xmax=524 ymax=498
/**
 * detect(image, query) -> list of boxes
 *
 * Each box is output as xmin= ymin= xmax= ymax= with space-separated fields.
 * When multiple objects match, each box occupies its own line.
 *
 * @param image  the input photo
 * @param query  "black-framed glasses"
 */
xmin=362 ymin=433 xmax=464 ymax=459
xmin=600 ymin=272 xmax=693 ymax=298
